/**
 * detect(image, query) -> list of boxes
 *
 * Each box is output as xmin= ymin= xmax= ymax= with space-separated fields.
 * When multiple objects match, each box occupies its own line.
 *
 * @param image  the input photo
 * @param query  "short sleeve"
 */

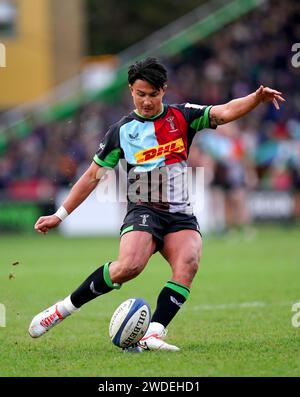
xmin=177 ymin=103 xmax=216 ymax=131
xmin=93 ymin=125 xmax=122 ymax=168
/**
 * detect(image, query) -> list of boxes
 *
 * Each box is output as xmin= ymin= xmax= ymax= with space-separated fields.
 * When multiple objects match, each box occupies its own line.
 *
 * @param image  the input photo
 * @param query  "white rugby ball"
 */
xmin=109 ymin=298 xmax=151 ymax=348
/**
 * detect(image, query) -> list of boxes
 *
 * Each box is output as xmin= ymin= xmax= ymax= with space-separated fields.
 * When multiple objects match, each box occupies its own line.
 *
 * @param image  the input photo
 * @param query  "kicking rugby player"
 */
xmin=29 ymin=58 xmax=284 ymax=351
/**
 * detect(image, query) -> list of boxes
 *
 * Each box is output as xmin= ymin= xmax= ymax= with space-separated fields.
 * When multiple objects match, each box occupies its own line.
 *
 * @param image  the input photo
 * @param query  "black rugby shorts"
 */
xmin=120 ymin=205 xmax=201 ymax=251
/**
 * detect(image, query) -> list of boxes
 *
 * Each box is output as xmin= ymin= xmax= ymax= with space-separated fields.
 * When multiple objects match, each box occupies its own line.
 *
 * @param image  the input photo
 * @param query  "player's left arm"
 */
xmin=209 ymin=85 xmax=285 ymax=128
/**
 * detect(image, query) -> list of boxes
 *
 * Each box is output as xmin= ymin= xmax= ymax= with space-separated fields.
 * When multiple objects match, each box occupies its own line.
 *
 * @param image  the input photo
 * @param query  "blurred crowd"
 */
xmin=167 ymin=0 xmax=300 ymax=226
xmin=0 ymin=0 xmax=299 ymax=224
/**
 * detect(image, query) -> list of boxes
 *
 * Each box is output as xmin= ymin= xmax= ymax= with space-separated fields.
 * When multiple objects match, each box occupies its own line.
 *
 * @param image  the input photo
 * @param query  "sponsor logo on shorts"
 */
xmin=134 ymin=138 xmax=185 ymax=164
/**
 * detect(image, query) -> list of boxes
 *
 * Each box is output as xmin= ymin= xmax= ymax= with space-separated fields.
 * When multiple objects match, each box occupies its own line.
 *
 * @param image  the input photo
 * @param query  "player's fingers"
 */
xmin=270 ymin=90 xmax=282 ymax=95
xmin=275 ymin=94 xmax=285 ymax=102
xmin=34 ymin=222 xmax=44 ymax=230
xmin=35 ymin=225 xmax=48 ymax=234
xmin=34 ymin=219 xmax=48 ymax=231
xmin=34 ymin=223 xmax=41 ymax=231
xmin=257 ymin=85 xmax=264 ymax=94
xmin=264 ymin=87 xmax=282 ymax=95
xmin=35 ymin=217 xmax=45 ymax=227
xmin=273 ymin=98 xmax=280 ymax=110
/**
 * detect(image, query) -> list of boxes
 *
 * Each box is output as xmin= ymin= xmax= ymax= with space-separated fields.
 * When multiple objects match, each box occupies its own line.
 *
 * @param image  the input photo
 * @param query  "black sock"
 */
xmin=151 ymin=281 xmax=190 ymax=327
xmin=70 ymin=262 xmax=121 ymax=308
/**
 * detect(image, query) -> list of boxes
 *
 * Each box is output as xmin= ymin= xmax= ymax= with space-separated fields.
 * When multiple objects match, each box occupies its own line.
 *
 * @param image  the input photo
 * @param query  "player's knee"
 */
xmin=172 ymin=255 xmax=199 ymax=286
xmin=185 ymin=254 xmax=199 ymax=276
xmin=118 ymin=254 xmax=146 ymax=280
xmin=125 ymin=262 xmax=144 ymax=278
xmin=188 ymin=257 xmax=199 ymax=275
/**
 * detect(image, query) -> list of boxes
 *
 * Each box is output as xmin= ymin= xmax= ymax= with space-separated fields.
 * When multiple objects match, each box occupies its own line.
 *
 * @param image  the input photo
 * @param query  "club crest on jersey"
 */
xmin=166 ymin=116 xmax=178 ymax=132
xmin=134 ymin=138 xmax=185 ymax=164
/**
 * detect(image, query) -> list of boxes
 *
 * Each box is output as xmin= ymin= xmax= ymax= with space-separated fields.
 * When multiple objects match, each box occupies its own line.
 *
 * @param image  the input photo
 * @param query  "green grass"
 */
xmin=0 ymin=225 xmax=299 ymax=377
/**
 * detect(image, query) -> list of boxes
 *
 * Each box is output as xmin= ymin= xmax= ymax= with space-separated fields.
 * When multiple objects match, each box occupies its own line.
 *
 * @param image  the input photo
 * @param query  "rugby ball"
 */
xmin=109 ymin=298 xmax=151 ymax=348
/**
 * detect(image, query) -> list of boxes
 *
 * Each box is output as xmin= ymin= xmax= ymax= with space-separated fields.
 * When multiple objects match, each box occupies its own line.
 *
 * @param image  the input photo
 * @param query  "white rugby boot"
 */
xmin=28 ymin=296 xmax=77 ymax=338
xmin=124 ymin=322 xmax=180 ymax=352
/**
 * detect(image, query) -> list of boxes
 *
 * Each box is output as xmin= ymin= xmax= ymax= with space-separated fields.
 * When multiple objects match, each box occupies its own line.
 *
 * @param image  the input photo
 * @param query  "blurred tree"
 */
xmin=86 ymin=0 xmax=206 ymax=55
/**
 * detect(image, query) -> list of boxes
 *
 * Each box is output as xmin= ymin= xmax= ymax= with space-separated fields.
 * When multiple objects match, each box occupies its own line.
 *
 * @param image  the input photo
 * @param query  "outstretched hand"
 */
xmin=255 ymin=85 xmax=285 ymax=110
xmin=34 ymin=215 xmax=61 ymax=234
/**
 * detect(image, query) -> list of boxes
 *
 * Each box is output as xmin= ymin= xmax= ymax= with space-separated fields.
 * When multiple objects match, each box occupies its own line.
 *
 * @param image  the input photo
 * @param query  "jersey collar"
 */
xmin=132 ymin=104 xmax=168 ymax=122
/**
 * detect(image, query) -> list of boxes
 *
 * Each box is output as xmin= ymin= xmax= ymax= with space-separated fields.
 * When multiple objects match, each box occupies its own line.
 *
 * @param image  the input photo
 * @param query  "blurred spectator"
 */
xmin=196 ymin=122 xmax=256 ymax=232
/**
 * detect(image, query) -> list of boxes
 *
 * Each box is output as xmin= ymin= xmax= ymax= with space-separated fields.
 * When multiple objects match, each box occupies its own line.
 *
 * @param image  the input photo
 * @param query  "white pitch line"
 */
xmin=187 ymin=301 xmax=294 ymax=311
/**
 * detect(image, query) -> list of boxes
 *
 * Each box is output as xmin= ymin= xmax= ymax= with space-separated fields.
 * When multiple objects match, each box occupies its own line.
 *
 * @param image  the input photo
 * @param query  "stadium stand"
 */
xmin=0 ymin=0 xmax=299 ymax=227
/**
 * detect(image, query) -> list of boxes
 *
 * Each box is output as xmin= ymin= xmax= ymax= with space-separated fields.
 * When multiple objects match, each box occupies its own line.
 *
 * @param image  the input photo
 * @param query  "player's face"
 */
xmin=129 ymin=79 xmax=166 ymax=118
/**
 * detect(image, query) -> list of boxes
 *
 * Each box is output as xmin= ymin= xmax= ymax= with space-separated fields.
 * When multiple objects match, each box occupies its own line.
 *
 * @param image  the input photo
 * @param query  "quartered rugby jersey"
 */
xmin=93 ymin=103 xmax=215 ymax=214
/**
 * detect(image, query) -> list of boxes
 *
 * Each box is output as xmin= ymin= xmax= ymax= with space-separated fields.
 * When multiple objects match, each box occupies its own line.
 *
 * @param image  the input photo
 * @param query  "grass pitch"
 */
xmin=0 ymin=225 xmax=299 ymax=377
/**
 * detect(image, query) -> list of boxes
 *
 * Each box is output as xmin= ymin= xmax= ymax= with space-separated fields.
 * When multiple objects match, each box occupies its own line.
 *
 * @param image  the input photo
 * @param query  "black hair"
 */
xmin=128 ymin=57 xmax=168 ymax=90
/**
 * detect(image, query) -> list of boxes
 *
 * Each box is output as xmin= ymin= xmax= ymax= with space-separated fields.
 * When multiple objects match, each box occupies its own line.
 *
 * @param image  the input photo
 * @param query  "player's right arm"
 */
xmin=35 ymin=121 xmax=122 ymax=234
xmin=34 ymin=162 xmax=105 ymax=234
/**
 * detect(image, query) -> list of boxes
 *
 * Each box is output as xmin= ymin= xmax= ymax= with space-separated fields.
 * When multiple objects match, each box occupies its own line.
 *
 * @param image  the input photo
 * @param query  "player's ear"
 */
xmin=162 ymin=84 xmax=167 ymax=96
xmin=129 ymin=84 xmax=134 ymax=95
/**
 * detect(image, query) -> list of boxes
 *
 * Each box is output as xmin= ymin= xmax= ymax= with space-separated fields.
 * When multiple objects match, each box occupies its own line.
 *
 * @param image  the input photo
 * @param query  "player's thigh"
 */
xmin=119 ymin=230 xmax=156 ymax=264
xmin=109 ymin=231 xmax=156 ymax=281
xmin=160 ymin=230 xmax=202 ymax=286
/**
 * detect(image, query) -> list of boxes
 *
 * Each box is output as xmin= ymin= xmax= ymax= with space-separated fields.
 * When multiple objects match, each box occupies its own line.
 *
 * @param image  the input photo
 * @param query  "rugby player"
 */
xmin=29 ymin=58 xmax=284 ymax=351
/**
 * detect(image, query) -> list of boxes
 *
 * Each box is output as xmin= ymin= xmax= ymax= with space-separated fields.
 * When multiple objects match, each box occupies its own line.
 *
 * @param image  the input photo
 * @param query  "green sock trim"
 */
xmin=103 ymin=262 xmax=121 ymax=290
xmin=165 ymin=281 xmax=190 ymax=300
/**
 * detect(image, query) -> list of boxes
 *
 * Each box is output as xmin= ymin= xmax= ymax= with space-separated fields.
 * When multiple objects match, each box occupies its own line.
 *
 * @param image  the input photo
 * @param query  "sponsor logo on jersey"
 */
xmin=134 ymin=138 xmax=185 ymax=164
xmin=128 ymin=131 xmax=139 ymax=140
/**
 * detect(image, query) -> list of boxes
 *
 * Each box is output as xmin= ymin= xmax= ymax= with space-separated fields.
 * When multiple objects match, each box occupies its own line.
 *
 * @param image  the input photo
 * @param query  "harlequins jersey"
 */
xmin=93 ymin=103 xmax=215 ymax=214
